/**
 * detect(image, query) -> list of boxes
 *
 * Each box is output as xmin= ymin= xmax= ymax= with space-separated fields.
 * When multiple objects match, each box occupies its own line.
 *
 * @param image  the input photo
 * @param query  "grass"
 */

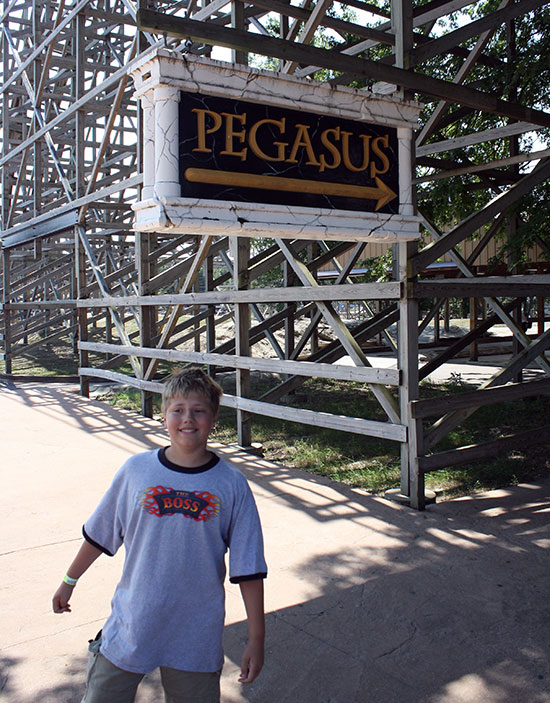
xmin=4 ymin=344 xmax=549 ymax=501
xmin=3 ymin=339 xmax=80 ymax=376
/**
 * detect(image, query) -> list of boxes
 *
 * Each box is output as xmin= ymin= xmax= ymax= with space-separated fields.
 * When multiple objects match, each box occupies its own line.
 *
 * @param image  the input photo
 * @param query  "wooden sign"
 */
xmin=179 ymin=91 xmax=399 ymax=214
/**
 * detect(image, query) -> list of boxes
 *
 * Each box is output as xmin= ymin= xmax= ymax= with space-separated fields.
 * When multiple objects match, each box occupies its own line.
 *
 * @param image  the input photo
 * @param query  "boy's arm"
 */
xmin=238 ymin=579 xmax=265 ymax=684
xmin=52 ymin=539 xmax=103 ymax=614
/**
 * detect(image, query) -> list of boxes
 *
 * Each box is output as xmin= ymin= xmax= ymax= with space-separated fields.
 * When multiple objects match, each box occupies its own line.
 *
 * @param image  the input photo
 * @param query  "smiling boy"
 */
xmin=52 ymin=368 xmax=267 ymax=703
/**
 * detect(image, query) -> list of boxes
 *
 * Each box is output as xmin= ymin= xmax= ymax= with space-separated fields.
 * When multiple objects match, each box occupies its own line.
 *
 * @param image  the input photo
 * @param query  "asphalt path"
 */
xmin=1 ymin=380 xmax=549 ymax=703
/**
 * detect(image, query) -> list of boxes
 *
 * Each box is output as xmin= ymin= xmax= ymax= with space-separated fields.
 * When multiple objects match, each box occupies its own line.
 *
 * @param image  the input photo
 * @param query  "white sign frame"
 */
xmin=130 ymin=48 xmax=422 ymax=243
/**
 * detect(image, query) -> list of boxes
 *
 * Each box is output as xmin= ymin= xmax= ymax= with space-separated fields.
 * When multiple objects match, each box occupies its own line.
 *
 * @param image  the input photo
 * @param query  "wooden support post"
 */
xmin=392 ymin=0 xmax=413 ymax=98
xmin=377 ymin=300 xmax=383 ymax=345
xmin=70 ymin=266 xmax=78 ymax=354
xmin=137 ymin=232 xmax=154 ymax=418
xmin=308 ymin=243 xmax=319 ymax=354
xmin=75 ymin=226 xmax=89 ymax=398
xmin=469 ymin=297 xmax=478 ymax=361
xmin=231 ymin=0 xmax=248 ymax=65
xmin=105 ymin=239 xmax=113 ymax=351
xmin=2 ymin=247 xmax=12 ymax=374
xmin=538 ymin=296 xmax=545 ymax=335
xmin=75 ymin=11 xmax=85 ymax=201
xmin=512 ymin=299 xmax=523 ymax=382
xmin=284 ymin=260 xmax=295 ymax=363
xmin=1 ymin=17 xmax=9 ymax=230
xmin=32 ymin=0 xmax=42 ymax=220
xmin=205 ymin=254 xmax=217 ymax=378
xmin=193 ymin=276 xmax=201 ymax=353
xmin=231 ymin=236 xmax=251 ymax=448
xmin=396 ymin=241 xmax=425 ymax=509
xmin=279 ymin=0 xmax=289 ymax=71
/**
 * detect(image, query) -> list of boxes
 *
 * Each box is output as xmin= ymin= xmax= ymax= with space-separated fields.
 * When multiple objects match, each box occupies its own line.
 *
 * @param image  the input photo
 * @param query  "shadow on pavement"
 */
xmin=1 ymin=383 xmax=549 ymax=703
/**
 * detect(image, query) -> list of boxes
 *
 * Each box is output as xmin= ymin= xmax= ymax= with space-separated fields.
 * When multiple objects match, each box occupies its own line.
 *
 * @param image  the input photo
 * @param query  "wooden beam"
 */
xmin=76 ymin=281 xmax=402 ymax=307
xmin=412 ymin=0 xmax=548 ymax=66
xmin=412 ymin=158 xmax=550 ymax=275
xmin=412 ymin=378 xmax=550 ymax=418
xmin=414 ymin=149 xmax=550 ymax=184
xmin=80 ymin=340 xmax=400 ymax=385
xmin=281 ymin=0 xmax=333 ymax=74
xmin=259 ymin=306 xmax=400 ymax=404
xmin=419 ymin=425 xmax=550 ymax=472
xmin=423 ymin=328 xmax=550 ymax=451
xmin=245 ymin=0 xmax=395 ymax=47
xmin=232 ymin=395 xmax=407 ymax=442
xmin=413 ymin=275 xmax=550 ymax=299
xmin=144 ymin=235 xmax=215 ymax=381
xmin=415 ymin=0 xmax=509 ymax=147
xmin=136 ymin=10 xmax=550 ymax=129
xmin=277 ymin=239 xmax=401 ymax=423
xmin=416 ymin=122 xmax=540 ymax=158
xmin=78 ymin=365 xmax=407 ymax=442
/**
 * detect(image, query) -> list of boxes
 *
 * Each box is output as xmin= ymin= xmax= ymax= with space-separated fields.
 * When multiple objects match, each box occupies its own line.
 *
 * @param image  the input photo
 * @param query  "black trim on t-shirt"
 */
xmin=229 ymin=572 xmax=268 ymax=584
xmin=158 ymin=447 xmax=220 ymax=474
xmin=82 ymin=526 xmax=114 ymax=557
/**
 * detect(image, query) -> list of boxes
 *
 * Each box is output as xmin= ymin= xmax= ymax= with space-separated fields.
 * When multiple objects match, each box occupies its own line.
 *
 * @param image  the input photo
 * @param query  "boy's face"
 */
xmin=163 ymin=391 xmax=217 ymax=460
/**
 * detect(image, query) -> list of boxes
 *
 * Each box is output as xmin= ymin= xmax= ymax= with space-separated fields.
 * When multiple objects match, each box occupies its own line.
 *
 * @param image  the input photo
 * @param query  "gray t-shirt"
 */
xmin=84 ymin=449 xmax=267 ymax=674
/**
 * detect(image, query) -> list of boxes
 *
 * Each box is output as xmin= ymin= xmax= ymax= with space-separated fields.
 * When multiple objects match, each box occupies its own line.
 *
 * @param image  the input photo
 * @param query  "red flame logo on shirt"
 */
xmin=140 ymin=486 xmax=221 ymax=521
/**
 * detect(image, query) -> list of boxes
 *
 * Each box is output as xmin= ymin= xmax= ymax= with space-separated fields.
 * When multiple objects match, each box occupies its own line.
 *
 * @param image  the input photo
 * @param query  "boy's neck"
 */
xmin=165 ymin=445 xmax=213 ymax=469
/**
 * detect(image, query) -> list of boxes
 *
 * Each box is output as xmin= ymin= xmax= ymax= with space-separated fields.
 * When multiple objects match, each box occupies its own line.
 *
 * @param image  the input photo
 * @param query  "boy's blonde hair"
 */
xmin=161 ymin=368 xmax=223 ymax=415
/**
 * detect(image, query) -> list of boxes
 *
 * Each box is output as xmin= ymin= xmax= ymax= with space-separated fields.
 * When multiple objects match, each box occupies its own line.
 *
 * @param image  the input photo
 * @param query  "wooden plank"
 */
xmin=78 ymin=367 xmax=164 ymax=393
xmin=419 ymin=425 xmax=550 ymax=472
xmin=79 ymin=340 xmax=401 ymax=385
xmin=413 ymin=276 xmax=550 ymax=299
xmin=0 ymin=0 xmax=91 ymax=97
xmin=411 ymin=378 xmax=550 ymax=418
xmin=416 ymin=122 xmax=539 ymax=157
xmin=77 ymin=367 xmax=407 ymax=442
xmin=1 ymin=175 xmax=142 ymax=246
xmin=2 ymin=211 xmax=78 ymax=249
xmin=76 ymin=282 xmax=402 ymax=308
xmin=415 ymin=148 xmax=550 ymax=184
xmin=4 ymin=300 xmax=77 ymax=309
xmin=233 ymin=396 xmax=408 ymax=442
xmin=136 ymin=10 xmax=550 ymax=129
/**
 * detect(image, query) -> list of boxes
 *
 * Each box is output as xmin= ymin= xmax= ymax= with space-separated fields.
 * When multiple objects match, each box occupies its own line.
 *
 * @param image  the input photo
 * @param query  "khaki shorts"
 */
xmin=82 ymin=635 xmax=221 ymax=703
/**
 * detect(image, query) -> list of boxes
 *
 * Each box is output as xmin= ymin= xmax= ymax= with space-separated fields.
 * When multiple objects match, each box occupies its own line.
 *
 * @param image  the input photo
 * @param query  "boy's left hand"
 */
xmin=238 ymin=638 xmax=264 ymax=684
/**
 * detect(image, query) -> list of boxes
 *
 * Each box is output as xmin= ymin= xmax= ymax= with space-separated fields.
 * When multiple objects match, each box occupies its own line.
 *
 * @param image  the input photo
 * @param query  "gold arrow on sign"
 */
xmin=184 ymin=168 xmax=397 ymax=211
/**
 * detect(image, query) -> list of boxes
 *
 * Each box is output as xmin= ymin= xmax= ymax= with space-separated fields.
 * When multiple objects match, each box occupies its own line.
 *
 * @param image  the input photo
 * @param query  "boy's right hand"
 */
xmin=52 ymin=582 xmax=74 ymax=613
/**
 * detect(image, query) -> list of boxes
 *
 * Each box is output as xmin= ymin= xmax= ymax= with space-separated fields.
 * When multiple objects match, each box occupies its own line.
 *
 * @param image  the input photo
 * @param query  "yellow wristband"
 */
xmin=63 ymin=574 xmax=78 ymax=587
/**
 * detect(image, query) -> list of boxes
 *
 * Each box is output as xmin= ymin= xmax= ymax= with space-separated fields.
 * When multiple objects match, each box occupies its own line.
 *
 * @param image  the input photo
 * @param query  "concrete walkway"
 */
xmin=1 ymin=380 xmax=549 ymax=703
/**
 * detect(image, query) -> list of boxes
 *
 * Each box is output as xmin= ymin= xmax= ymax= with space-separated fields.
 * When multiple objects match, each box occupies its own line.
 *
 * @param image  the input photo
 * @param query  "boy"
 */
xmin=52 ymin=368 xmax=267 ymax=703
